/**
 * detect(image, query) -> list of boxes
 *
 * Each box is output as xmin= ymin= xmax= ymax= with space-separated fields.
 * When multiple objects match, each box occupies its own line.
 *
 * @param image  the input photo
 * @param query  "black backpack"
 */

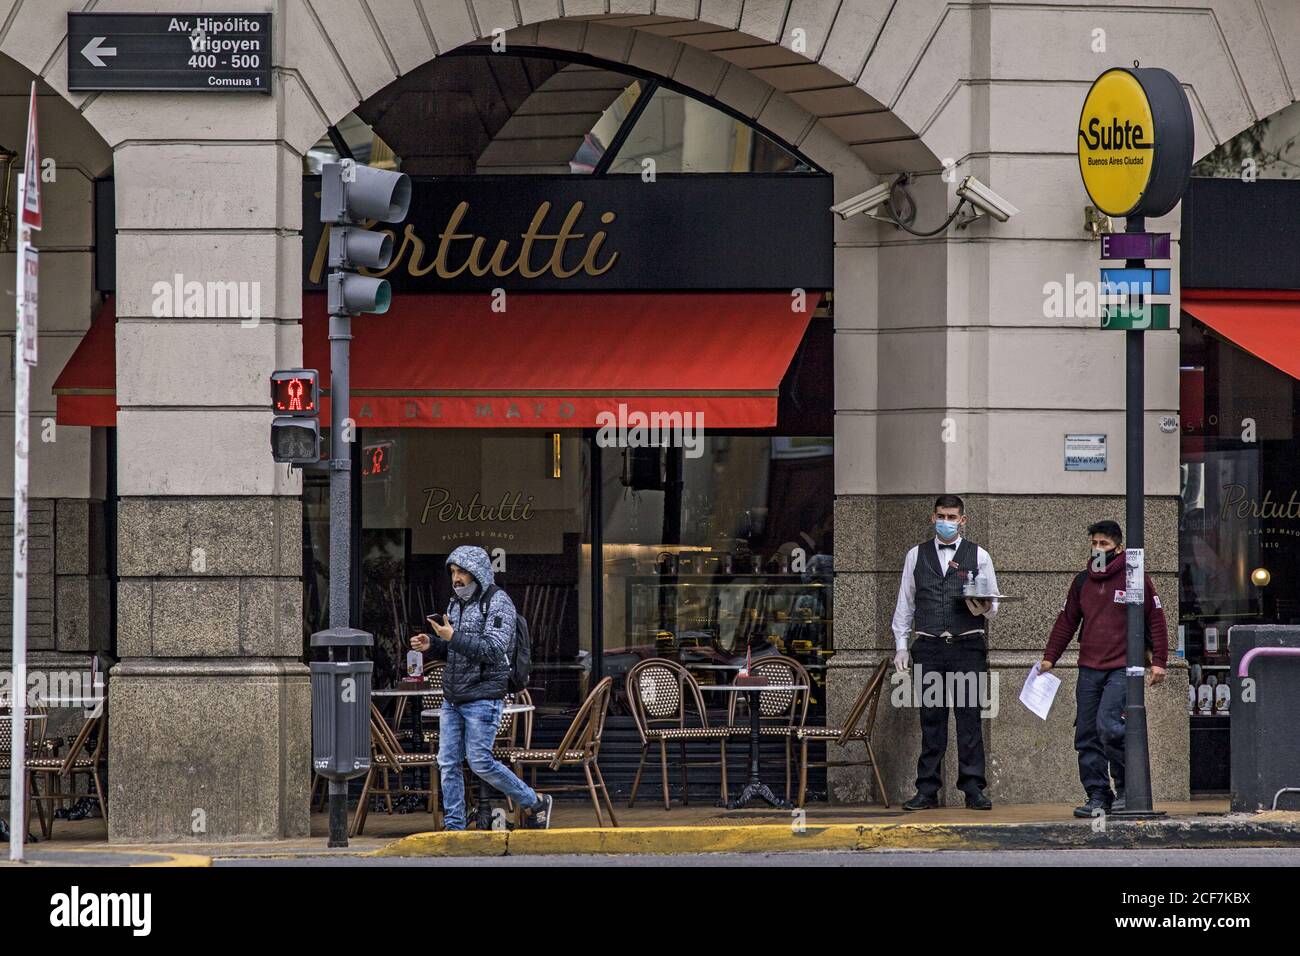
xmin=478 ymin=584 xmax=531 ymax=693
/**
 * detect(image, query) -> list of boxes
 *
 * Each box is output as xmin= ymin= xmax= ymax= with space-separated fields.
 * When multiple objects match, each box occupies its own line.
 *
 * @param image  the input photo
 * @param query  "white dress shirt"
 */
xmin=891 ymin=536 xmax=1000 ymax=651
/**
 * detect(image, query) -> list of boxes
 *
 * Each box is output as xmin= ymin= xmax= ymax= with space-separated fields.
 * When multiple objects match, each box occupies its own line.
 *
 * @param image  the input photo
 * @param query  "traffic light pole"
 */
xmin=328 ymin=312 xmax=353 ymax=631
xmin=1115 ymin=214 xmax=1162 ymax=819
xmin=325 ymin=308 xmax=353 ymax=847
xmin=310 ymin=159 xmax=408 ymax=849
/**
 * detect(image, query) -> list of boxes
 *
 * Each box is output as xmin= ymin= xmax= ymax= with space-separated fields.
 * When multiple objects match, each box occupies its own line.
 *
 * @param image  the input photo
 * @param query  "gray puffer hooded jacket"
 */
xmin=424 ymin=545 xmax=517 ymax=705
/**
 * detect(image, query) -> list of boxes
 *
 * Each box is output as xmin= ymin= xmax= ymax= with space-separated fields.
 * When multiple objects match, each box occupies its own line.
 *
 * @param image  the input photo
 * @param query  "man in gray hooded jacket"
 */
xmin=410 ymin=544 xmax=552 ymax=829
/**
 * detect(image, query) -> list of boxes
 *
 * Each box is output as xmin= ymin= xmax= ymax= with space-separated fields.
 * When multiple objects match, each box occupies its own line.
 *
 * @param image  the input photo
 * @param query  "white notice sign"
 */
xmin=21 ymin=245 xmax=37 ymax=365
xmin=1125 ymin=547 xmax=1145 ymax=604
xmin=1065 ymin=434 xmax=1107 ymax=471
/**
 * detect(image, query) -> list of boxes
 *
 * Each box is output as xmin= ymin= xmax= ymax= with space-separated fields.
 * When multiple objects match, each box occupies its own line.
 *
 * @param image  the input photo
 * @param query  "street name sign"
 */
xmin=1101 ymin=302 xmax=1171 ymax=331
xmin=1099 ymin=232 xmax=1170 ymax=260
xmin=1099 ymin=267 xmax=1172 ymax=297
xmin=67 ymin=13 xmax=271 ymax=93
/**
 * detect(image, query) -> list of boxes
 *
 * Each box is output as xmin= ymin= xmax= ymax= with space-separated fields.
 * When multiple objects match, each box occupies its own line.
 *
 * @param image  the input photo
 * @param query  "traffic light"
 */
xmin=271 ymin=368 xmax=320 ymax=464
xmin=361 ymin=439 xmax=394 ymax=478
xmin=320 ymin=159 xmax=411 ymax=314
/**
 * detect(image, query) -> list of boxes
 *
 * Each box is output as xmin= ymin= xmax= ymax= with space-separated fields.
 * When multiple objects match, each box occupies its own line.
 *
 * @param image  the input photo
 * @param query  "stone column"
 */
xmin=827 ymin=73 xmax=1189 ymax=805
xmin=101 ymin=125 xmax=308 ymax=841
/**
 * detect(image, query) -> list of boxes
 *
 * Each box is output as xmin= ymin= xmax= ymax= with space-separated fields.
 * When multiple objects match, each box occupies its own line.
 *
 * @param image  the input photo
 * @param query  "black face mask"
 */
xmin=1094 ymin=548 xmax=1120 ymax=565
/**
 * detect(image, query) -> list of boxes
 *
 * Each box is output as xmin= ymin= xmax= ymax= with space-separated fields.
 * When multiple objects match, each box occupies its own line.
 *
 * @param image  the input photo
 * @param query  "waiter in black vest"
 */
xmin=890 ymin=494 xmax=1000 ymax=810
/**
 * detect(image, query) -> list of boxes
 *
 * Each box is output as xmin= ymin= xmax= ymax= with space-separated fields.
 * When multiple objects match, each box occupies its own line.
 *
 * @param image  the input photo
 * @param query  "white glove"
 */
xmin=893 ymin=649 xmax=911 ymax=673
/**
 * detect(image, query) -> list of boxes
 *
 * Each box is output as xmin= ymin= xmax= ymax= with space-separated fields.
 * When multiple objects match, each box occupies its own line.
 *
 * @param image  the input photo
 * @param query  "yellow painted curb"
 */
xmin=373 ymin=822 xmax=1017 ymax=858
xmin=7 ymin=848 xmax=214 ymax=867
xmin=370 ymin=830 xmax=509 ymax=858
xmin=134 ymin=852 xmax=213 ymax=868
xmin=507 ymin=824 xmax=866 ymax=855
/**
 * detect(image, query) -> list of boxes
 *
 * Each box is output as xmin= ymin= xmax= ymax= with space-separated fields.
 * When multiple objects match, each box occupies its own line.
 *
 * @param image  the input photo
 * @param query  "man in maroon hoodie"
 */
xmin=1039 ymin=521 xmax=1167 ymax=818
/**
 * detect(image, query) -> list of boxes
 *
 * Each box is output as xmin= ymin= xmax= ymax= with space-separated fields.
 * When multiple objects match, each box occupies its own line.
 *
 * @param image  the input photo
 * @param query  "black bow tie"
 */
xmin=938 ymin=542 xmax=956 ymax=551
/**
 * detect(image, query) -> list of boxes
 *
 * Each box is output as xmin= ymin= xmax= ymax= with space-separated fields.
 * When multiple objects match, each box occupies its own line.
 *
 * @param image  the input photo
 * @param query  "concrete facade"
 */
xmin=0 ymin=1 xmax=1296 ymax=839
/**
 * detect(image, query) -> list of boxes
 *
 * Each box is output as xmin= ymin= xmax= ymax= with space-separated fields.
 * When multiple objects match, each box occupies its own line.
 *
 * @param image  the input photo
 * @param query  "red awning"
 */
xmin=53 ymin=297 xmax=116 ymax=427
xmin=53 ymin=292 xmax=818 ymax=429
xmin=1182 ymin=290 xmax=1300 ymax=381
xmin=303 ymin=291 xmax=818 ymax=428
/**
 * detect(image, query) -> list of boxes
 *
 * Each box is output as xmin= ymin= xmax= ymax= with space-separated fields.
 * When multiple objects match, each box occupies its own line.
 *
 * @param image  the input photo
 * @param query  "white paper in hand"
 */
xmin=1019 ymin=663 xmax=1061 ymax=720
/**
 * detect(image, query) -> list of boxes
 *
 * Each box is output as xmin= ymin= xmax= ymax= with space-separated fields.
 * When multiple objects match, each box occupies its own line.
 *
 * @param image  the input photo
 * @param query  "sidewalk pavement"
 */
xmin=4 ymin=799 xmax=1298 ymax=865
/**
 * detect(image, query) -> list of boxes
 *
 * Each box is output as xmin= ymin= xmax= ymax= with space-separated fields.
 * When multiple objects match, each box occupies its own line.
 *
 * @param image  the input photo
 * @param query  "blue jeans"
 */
xmin=437 ymin=699 xmax=540 ymax=830
xmin=1075 ymin=666 xmax=1127 ymax=800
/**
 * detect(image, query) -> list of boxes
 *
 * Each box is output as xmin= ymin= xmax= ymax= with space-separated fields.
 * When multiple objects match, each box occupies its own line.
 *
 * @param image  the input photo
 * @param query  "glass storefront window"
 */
xmin=308 ymin=58 xmax=817 ymax=178
xmin=303 ymin=428 xmax=834 ymax=716
xmin=605 ymin=86 xmax=811 ymax=174
xmin=1192 ymin=98 xmax=1300 ymax=180
xmin=355 ymin=428 xmax=591 ymax=710
xmin=569 ymin=79 xmax=643 ymax=173
xmin=594 ymin=435 xmax=834 ymax=715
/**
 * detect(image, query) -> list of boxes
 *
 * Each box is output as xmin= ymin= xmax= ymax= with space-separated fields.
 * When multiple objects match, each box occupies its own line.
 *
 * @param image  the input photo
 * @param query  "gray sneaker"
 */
xmin=525 ymin=793 xmax=553 ymax=830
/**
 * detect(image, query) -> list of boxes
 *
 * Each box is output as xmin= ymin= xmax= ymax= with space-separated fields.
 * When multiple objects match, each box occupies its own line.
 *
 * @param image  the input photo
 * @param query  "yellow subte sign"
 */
xmin=1077 ymin=69 xmax=1156 ymax=217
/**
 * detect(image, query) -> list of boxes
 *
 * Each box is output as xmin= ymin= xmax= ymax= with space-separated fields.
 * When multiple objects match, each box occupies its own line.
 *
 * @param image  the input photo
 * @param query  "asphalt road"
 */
xmin=214 ymin=847 xmax=1300 ymax=866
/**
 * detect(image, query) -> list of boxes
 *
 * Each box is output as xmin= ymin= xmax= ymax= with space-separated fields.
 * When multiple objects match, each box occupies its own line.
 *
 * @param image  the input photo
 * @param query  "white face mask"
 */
xmin=453 ymin=581 xmax=477 ymax=601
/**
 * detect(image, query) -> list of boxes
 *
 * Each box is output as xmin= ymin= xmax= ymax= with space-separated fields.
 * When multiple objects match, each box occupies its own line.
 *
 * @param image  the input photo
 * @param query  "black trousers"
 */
xmin=1075 ymin=666 xmax=1127 ymax=799
xmin=911 ymin=636 xmax=988 ymax=799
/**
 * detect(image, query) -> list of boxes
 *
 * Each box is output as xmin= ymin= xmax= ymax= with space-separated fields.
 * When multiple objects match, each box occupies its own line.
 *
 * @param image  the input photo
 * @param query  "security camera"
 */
xmin=956 ymin=175 xmax=1019 ymax=222
xmin=829 ymin=181 xmax=893 ymax=220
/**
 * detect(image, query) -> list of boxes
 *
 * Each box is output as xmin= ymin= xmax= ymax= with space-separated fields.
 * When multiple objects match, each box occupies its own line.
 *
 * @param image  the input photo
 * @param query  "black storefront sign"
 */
xmin=92 ymin=173 xmax=833 ymax=294
xmin=1182 ymin=177 xmax=1300 ymax=290
xmin=301 ymin=174 xmax=833 ymax=292
xmin=67 ymin=12 xmax=272 ymax=93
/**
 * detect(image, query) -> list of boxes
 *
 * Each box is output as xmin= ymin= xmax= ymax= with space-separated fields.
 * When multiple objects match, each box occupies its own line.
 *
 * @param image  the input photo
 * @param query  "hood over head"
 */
xmin=446 ymin=545 xmax=495 ymax=597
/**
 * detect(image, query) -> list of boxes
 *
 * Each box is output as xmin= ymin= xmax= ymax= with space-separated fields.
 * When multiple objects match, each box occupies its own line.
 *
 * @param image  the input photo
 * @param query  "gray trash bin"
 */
xmin=1229 ymin=625 xmax=1300 ymax=812
xmin=310 ymin=627 xmax=373 ymax=781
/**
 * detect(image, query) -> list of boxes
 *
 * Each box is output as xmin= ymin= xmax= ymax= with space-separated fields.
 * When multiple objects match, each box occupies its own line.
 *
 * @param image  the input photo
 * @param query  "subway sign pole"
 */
xmin=1078 ymin=64 xmax=1192 ymax=818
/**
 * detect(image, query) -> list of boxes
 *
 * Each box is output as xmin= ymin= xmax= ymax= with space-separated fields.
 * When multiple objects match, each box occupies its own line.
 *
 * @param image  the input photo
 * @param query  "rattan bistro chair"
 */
xmin=351 ymin=705 xmax=442 ymax=836
xmin=26 ymin=710 xmax=105 ymax=840
xmin=492 ymin=689 xmax=534 ymax=758
xmin=506 ymin=677 xmax=618 ymax=828
xmin=1 ymin=706 xmax=50 ymax=837
xmin=626 ymin=658 xmax=736 ymax=810
xmin=726 ymin=655 xmax=811 ymax=802
xmin=414 ymin=661 xmax=447 ymax=750
xmin=472 ymin=689 xmax=537 ymax=817
xmin=794 ymin=657 xmax=891 ymax=807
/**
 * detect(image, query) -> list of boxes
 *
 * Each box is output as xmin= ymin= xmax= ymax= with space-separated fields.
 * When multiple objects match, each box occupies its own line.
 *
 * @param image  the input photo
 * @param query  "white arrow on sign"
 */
xmin=81 ymin=37 xmax=117 ymax=68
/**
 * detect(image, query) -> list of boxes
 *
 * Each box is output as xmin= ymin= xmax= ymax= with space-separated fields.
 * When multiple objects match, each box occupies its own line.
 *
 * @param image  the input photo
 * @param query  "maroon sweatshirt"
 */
xmin=1044 ymin=552 xmax=1168 ymax=671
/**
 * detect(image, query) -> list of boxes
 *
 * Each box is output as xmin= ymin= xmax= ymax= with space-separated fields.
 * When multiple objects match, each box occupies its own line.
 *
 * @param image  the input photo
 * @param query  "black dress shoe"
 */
xmin=902 ymin=793 xmax=939 ymax=811
xmin=965 ymin=792 xmax=993 ymax=810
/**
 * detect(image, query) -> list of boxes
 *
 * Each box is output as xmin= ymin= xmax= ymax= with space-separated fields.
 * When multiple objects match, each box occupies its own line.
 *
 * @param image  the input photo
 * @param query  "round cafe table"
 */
xmin=373 ymin=687 xmax=434 ymax=753
xmin=699 ymin=683 xmax=807 ymax=810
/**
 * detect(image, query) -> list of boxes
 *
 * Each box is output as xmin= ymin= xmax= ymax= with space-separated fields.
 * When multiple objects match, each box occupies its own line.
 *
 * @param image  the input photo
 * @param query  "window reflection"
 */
xmin=570 ymin=80 xmax=643 ymax=173
xmin=594 ymin=436 xmax=834 ymax=717
xmin=607 ymin=86 xmax=810 ymax=174
xmin=352 ymin=428 xmax=591 ymax=711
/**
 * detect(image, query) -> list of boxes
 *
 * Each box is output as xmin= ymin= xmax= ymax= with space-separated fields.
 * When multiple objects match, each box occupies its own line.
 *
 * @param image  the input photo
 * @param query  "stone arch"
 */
xmin=324 ymin=13 xmax=921 ymax=198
